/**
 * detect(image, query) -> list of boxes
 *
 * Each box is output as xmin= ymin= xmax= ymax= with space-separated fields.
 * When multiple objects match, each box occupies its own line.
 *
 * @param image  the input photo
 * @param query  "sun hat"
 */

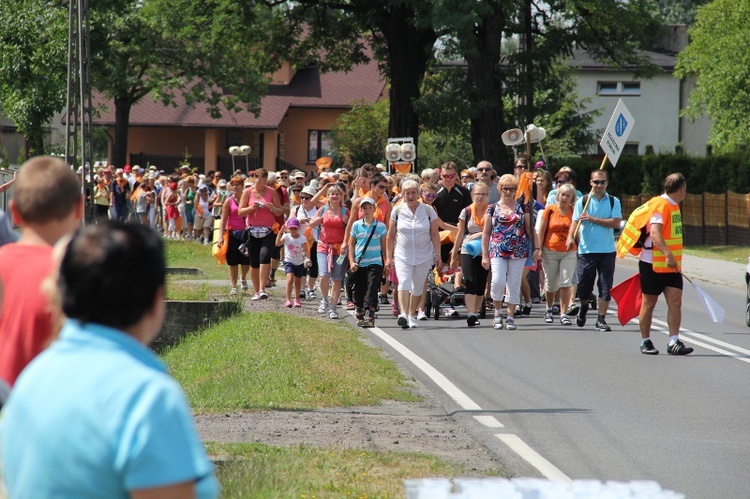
xmin=301 ymin=185 xmax=317 ymax=197
xmin=286 ymin=217 xmax=300 ymax=229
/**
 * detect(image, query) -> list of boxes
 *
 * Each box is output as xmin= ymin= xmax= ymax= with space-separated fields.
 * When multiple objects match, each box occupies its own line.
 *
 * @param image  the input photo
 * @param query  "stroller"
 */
xmin=424 ymin=266 xmax=487 ymax=320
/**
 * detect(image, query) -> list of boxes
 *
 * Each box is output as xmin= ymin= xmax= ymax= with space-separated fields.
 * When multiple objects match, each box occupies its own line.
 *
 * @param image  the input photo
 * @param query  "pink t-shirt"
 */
xmin=317 ymin=206 xmax=348 ymax=254
xmin=245 ymin=187 xmax=276 ymax=228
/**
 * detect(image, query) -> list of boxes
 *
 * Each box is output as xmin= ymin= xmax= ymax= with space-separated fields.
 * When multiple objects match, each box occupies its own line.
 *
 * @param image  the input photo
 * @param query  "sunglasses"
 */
xmin=441 ymin=173 xmax=456 ymax=179
xmin=375 ymin=184 xmax=388 ymax=189
xmin=422 ymin=192 xmax=437 ymax=199
xmin=477 ymin=167 xmax=492 ymax=172
xmin=591 ymin=180 xmax=608 ymax=185
xmin=514 ymin=164 xmax=529 ymax=170
xmin=300 ymin=195 xmax=312 ymax=200
xmin=501 ymin=187 xmax=517 ymax=193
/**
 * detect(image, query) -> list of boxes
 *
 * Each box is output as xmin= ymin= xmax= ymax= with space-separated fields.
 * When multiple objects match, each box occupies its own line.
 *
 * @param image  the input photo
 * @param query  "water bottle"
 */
xmin=336 ymin=252 xmax=346 ymax=266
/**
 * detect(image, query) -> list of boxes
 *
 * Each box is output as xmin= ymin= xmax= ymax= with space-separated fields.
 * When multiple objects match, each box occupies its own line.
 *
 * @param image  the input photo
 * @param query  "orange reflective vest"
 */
xmin=616 ymin=196 xmax=682 ymax=273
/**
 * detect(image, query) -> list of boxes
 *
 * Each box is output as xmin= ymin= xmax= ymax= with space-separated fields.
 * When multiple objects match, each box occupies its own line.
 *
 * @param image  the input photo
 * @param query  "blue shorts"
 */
xmin=284 ymin=262 xmax=305 ymax=278
xmin=317 ymin=252 xmax=347 ymax=281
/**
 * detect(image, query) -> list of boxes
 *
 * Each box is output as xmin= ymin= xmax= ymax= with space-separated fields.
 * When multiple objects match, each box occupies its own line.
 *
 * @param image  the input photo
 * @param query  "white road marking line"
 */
xmin=473 ymin=415 xmax=505 ymax=428
xmin=495 ymin=434 xmax=572 ymax=482
xmin=360 ymin=320 xmax=566 ymax=479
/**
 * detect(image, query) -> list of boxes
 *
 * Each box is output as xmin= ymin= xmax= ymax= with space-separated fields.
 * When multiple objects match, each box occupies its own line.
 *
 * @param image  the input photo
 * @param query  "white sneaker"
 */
xmin=417 ymin=310 xmax=428 ymax=321
xmin=317 ymin=301 xmax=328 ymax=314
xmin=445 ymin=308 xmax=459 ymax=317
xmin=329 ymin=309 xmax=340 ymax=319
xmin=493 ymin=316 xmax=504 ymax=330
xmin=408 ymin=316 xmax=418 ymax=329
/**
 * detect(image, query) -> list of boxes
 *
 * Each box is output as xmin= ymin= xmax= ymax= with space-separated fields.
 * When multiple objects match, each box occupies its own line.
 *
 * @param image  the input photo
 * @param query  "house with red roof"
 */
xmin=93 ymin=58 xmax=386 ymax=174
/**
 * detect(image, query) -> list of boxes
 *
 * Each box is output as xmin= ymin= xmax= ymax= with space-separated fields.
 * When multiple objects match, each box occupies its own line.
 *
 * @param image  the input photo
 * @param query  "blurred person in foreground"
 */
xmin=0 ymin=221 xmax=219 ymax=499
xmin=0 ymin=156 xmax=82 ymax=390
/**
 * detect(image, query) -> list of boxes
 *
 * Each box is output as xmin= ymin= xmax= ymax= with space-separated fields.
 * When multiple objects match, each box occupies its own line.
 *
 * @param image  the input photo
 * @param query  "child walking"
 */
xmin=275 ymin=217 xmax=310 ymax=308
xmin=347 ymin=198 xmax=388 ymax=328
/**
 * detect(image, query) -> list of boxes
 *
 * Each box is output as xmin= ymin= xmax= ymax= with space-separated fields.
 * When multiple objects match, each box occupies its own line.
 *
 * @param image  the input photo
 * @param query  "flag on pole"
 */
xmin=610 ymin=273 xmax=642 ymax=326
xmin=684 ymin=274 xmax=724 ymax=324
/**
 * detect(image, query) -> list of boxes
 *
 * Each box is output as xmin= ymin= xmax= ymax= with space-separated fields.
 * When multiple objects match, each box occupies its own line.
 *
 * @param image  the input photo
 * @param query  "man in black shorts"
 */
xmin=631 ymin=173 xmax=692 ymax=355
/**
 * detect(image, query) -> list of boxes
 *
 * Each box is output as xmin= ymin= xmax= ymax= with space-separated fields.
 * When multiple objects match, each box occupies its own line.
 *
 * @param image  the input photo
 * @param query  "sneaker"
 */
xmin=317 ymin=301 xmax=328 ymax=314
xmin=357 ymin=317 xmax=368 ymax=327
xmin=417 ymin=309 xmax=428 ymax=321
xmin=544 ymin=311 xmax=553 ymax=324
xmin=408 ymin=316 xmax=418 ymax=329
xmin=445 ymin=308 xmax=459 ymax=317
xmin=230 ymin=287 xmax=239 ymax=296
xmin=567 ymin=303 xmax=580 ymax=316
xmin=203 ymin=239 xmax=210 ymax=245
xmin=493 ymin=316 xmax=504 ymax=330
xmin=551 ymin=302 xmax=561 ymax=315
xmin=259 ymin=290 xmax=268 ymax=300
xmin=267 ymin=278 xmax=277 ymax=288
xmin=329 ymin=309 xmax=340 ymax=319
xmin=521 ymin=304 xmax=532 ymax=316
xmin=667 ymin=339 xmax=694 ymax=356
xmin=378 ymin=293 xmax=389 ymax=305
xmin=346 ymin=301 xmax=356 ymax=310
xmin=251 ymin=293 xmax=261 ymax=301
xmin=531 ymin=297 xmax=541 ymax=304
xmin=467 ymin=314 xmax=478 ymax=327
xmin=363 ymin=316 xmax=375 ymax=328
xmin=284 ymin=300 xmax=293 ymax=308
xmin=397 ymin=315 xmax=408 ymax=329
xmin=299 ymin=289 xmax=306 ymax=300
xmin=240 ymin=279 xmax=249 ymax=291
xmin=560 ymin=314 xmax=572 ymax=326
xmin=640 ymin=340 xmax=660 ymax=355
xmin=505 ymin=317 xmax=517 ymax=330
xmin=293 ymin=299 xmax=301 ymax=308
xmin=595 ymin=318 xmax=612 ymax=332
xmin=576 ymin=303 xmax=588 ymax=327
xmin=307 ymin=290 xmax=317 ymax=300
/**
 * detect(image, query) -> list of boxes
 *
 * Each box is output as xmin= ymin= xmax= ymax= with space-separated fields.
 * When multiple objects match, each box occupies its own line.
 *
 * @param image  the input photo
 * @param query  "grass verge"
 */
xmin=684 ymin=245 xmax=748 ymax=264
xmin=165 ymin=239 xmax=227 ymax=280
xmin=207 ymin=442 xmax=476 ymax=499
xmin=162 ymin=312 xmax=418 ymax=412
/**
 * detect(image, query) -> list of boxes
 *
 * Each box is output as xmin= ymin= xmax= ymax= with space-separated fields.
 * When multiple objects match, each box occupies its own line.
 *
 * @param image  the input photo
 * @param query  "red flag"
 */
xmin=610 ymin=273 xmax=642 ymax=326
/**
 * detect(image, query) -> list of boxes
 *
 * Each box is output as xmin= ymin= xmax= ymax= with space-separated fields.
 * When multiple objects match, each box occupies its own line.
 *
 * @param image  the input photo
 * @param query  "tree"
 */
xmin=1 ymin=0 xmax=279 ymax=168
xmin=647 ymin=0 xmax=711 ymax=24
xmin=675 ymin=0 xmax=750 ymax=152
xmin=330 ymin=99 xmax=389 ymax=167
xmin=0 ymin=0 xmax=68 ymax=157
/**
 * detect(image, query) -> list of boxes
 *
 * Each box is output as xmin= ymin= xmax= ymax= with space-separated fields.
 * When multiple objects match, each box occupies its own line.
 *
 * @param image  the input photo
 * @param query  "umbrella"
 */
xmin=610 ymin=273 xmax=642 ymax=326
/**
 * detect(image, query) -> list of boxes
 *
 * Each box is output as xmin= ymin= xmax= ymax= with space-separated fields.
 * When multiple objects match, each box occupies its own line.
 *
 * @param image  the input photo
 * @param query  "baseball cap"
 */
xmin=286 ymin=217 xmax=300 ymax=229
xmin=123 ymin=165 xmax=131 ymax=173
xmin=293 ymin=171 xmax=306 ymax=179
xmin=360 ymin=197 xmax=376 ymax=207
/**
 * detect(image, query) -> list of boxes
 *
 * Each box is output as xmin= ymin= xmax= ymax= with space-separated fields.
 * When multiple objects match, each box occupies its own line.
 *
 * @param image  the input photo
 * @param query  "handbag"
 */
xmin=247 ymin=225 xmax=272 ymax=239
xmin=212 ymin=231 xmax=229 ymax=265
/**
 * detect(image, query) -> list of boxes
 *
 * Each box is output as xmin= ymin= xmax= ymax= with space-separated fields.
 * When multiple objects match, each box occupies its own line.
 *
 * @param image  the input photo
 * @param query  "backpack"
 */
xmin=581 ymin=193 xmax=622 ymax=238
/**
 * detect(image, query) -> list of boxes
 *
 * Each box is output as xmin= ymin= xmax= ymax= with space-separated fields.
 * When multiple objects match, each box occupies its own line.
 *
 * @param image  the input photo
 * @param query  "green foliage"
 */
xmin=552 ymin=152 xmax=750 ymax=197
xmin=675 ymin=0 xmax=750 ymax=153
xmin=417 ymin=130 xmax=474 ymax=172
xmin=330 ymin=99 xmax=389 ymax=168
xmin=0 ymin=0 xmax=68 ymax=155
xmin=646 ymin=0 xmax=710 ymax=24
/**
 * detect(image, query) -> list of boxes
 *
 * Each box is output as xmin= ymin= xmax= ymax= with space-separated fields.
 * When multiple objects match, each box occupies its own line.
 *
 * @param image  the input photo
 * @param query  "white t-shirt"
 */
xmin=393 ymin=202 xmax=437 ymax=265
xmin=281 ymin=233 xmax=307 ymax=265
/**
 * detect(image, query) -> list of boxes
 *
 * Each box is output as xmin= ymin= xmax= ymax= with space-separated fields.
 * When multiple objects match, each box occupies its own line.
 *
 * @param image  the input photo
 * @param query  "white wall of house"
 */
xmin=574 ymin=69 xmax=681 ymax=156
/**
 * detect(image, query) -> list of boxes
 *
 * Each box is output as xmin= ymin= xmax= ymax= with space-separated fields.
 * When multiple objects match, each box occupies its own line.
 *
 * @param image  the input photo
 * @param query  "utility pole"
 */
xmin=65 ymin=0 xmax=94 ymax=224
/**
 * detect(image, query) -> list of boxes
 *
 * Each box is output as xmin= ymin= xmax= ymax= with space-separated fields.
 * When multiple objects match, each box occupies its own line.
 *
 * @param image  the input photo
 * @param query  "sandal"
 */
xmin=560 ymin=314 xmax=572 ymax=326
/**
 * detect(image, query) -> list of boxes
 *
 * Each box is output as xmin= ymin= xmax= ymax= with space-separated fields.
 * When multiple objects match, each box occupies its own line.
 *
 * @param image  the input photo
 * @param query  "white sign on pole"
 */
xmin=599 ymin=99 xmax=635 ymax=167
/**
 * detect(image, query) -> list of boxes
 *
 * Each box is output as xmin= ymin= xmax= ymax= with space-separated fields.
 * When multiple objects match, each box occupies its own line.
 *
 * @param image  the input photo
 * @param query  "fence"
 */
xmin=620 ymin=191 xmax=750 ymax=246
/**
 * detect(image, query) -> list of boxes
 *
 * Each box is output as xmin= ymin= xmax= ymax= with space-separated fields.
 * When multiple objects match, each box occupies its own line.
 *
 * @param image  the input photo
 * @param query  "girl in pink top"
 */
xmin=219 ymin=177 xmax=250 ymax=295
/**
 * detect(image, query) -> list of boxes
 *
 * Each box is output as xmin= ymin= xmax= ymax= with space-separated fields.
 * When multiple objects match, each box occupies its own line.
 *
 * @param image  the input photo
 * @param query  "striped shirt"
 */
xmin=350 ymin=219 xmax=387 ymax=267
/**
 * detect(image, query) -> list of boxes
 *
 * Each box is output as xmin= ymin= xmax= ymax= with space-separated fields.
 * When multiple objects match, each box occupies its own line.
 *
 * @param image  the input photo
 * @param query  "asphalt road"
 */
xmin=358 ymin=255 xmax=750 ymax=497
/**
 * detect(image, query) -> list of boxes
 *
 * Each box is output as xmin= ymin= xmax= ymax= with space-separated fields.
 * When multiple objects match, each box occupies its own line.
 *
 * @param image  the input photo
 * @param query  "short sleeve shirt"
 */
xmin=457 ymin=205 xmax=486 ymax=255
xmin=433 ymin=184 xmax=471 ymax=225
xmin=572 ymin=193 xmax=621 ymax=254
xmin=0 ymin=320 xmax=219 ymax=499
xmin=281 ymin=233 xmax=308 ymax=265
xmin=488 ymin=201 xmax=529 ymax=259
xmin=350 ymin=219 xmax=387 ymax=267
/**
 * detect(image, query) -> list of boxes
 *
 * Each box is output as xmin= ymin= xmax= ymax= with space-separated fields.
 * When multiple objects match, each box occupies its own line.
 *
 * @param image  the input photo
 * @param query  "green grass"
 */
xmin=165 ymin=239 xmax=228 ymax=280
xmin=165 ymin=282 xmax=213 ymax=301
xmin=208 ymin=442 xmax=483 ymax=499
xmin=162 ymin=312 xmax=418 ymax=412
xmin=684 ymin=245 xmax=749 ymax=264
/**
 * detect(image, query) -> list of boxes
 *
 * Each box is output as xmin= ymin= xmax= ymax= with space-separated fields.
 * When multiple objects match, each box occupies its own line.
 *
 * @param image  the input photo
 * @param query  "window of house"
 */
xmin=308 ymin=130 xmax=331 ymax=163
xmin=226 ymin=129 xmax=243 ymax=147
xmin=597 ymin=82 xmax=618 ymax=95
xmin=622 ymin=143 xmax=639 ymax=156
xmin=597 ymin=81 xmax=642 ymax=96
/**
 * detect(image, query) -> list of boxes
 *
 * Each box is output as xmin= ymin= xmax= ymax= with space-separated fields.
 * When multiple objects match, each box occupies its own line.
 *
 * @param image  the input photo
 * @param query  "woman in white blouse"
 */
xmin=385 ymin=179 xmax=442 ymax=329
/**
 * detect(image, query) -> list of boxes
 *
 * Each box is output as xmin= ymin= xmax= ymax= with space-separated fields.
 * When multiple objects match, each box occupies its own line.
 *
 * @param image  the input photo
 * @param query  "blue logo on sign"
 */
xmin=615 ymin=114 xmax=628 ymax=137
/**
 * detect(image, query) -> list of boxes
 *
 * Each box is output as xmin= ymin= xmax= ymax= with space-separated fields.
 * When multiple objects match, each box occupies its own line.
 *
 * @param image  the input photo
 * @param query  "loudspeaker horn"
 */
xmin=400 ymin=143 xmax=416 ymax=162
xmin=385 ymin=143 xmax=401 ymax=162
xmin=501 ymin=128 xmax=524 ymax=146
